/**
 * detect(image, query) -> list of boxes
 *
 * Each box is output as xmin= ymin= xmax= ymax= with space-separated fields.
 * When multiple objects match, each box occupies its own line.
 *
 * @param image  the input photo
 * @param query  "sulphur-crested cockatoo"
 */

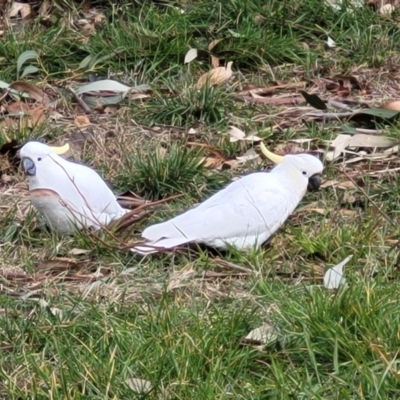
xmin=20 ymin=141 xmax=127 ymax=234
xmin=131 ymin=143 xmax=323 ymax=254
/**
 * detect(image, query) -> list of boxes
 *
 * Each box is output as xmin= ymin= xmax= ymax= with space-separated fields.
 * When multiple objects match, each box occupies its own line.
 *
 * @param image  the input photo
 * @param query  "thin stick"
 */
xmin=66 ymin=86 xmax=92 ymax=114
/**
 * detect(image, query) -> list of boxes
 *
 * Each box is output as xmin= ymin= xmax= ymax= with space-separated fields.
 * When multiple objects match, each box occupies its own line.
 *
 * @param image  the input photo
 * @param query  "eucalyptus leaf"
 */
xmin=184 ymin=48 xmax=198 ymax=64
xmin=78 ymin=55 xmax=93 ymax=70
xmin=82 ymin=93 xmax=127 ymax=107
xmin=20 ymin=66 xmax=39 ymax=79
xmin=17 ymin=50 xmax=38 ymax=78
xmin=89 ymin=54 xmax=112 ymax=68
xmin=300 ymin=90 xmax=327 ymax=110
xmin=75 ymin=80 xmax=131 ymax=95
xmin=351 ymin=108 xmax=400 ymax=120
xmin=0 ymin=80 xmax=10 ymax=89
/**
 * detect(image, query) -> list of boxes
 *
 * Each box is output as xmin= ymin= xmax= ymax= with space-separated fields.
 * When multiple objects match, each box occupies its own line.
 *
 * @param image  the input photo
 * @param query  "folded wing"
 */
xmin=134 ymin=173 xmax=297 ymax=253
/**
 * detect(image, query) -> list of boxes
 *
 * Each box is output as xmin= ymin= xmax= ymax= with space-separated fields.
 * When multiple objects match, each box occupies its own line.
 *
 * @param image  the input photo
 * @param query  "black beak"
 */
xmin=22 ymin=157 xmax=36 ymax=176
xmin=307 ymin=173 xmax=321 ymax=191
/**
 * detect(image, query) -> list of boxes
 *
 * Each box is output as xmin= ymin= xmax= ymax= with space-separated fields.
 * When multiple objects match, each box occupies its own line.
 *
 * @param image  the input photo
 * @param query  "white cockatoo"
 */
xmin=131 ymin=143 xmax=323 ymax=254
xmin=20 ymin=141 xmax=128 ymax=234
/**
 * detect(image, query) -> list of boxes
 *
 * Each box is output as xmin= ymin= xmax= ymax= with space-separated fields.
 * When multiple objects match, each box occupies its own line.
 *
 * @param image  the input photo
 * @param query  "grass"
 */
xmin=1 ymin=0 xmax=400 ymax=398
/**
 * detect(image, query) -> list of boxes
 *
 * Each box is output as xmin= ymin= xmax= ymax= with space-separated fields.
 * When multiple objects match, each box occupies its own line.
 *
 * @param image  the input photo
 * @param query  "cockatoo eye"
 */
xmin=302 ymin=171 xmax=307 ymax=176
xmin=37 ymin=157 xmax=42 ymax=161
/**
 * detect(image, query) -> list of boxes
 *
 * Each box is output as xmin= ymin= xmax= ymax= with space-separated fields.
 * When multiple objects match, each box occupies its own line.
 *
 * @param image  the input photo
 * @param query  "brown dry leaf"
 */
xmin=74 ymin=115 xmax=91 ymax=127
xmin=195 ymin=61 xmax=233 ymax=90
xmin=5 ymin=101 xmax=30 ymax=114
xmin=208 ymin=39 xmax=224 ymax=69
xmin=222 ymin=159 xmax=239 ymax=169
xmin=9 ymin=81 xmax=50 ymax=104
xmin=29 ymin=106 xmax=46 ymax=126
xmin=208 ymin=38 xmax=224 ymax=51
xmin=211 ymin=55 xmax=220 ymax=69
xmin=0 ymin=105 xmax=46 ymax=132
xmin=325 ymin=75 xmax=361 ymax=97
xmin=382 ymin=100 xmax=400 ymax=111
xmin=199 ymin=157 xmax=224 ymax=169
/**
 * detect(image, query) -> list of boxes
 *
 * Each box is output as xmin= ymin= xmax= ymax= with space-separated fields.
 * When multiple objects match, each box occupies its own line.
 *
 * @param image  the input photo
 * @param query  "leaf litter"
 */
xmin=1 ymin=7 xmax=400 ymax=303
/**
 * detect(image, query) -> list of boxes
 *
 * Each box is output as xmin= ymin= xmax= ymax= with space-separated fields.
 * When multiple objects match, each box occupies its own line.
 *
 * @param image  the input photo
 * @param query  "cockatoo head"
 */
xmin=260 ymin=142 xmax=323 ymax=191
xmin=20 ymin=141 xmax=70 ymax=176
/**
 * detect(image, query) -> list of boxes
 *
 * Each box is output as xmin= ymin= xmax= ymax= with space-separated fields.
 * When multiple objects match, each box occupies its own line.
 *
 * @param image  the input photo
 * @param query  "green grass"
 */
xmin=1 ymin=0 xmax=400 ymax=398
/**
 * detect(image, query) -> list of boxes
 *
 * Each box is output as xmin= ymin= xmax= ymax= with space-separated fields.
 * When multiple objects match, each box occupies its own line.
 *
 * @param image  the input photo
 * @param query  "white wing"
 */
xmin=140 ymin=172 xmax=300 ymax=250
xmin=33 ymin=154 xmax=125 ymax=223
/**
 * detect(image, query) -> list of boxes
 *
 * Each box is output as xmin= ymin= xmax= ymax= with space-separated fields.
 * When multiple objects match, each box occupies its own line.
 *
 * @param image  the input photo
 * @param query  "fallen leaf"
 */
xmin=382 ymin=100 xmax=400 ymax=111
xmin=74 ymin=115 xmax=91 ymax=127
xmin=228 ymin=126 xmax=246 ymax=141
xmin=8 ymin=2 xmax=31 ymax=18
xmin=184 ymin=48 xmax=198 ymax=64
xmin=195 ymin=61 xmax=233 ymax=90
xmin=8 ymin=81 xmax=50 ymax=104
xmin=348 ymin=134 xmax=397 ymax=148
xmin=242 ymin=322 xmax=278 ymax=345
xmin=326 ymin=134 xmax=352 ymax=161
xmin=246 ymin=82 xmax=306 ymax=96
xmin=211 ymin=55 xmax=220 ymax=69
xmin=75 ymin=80 xmax=131 ymax=95
xmin=29 ymin=106 xmax=46 ymax=125
xmin=326 ymin=36 xmax=336 ymax=48
xmin=222 ymin=159 xmax=239 ymax=169
xmin=124 ymin=378 xmax=168 ymax=399
xmin=300 ymin=90 xmax=327 ymax=110
xmin=236 ymin=148 xmax=261 ymax=164
xmin=208 ymin=38 xmax=224 ymax=51
xmin=125 ymin=378 xmax=152 ymax=393
xmin=324 ymin=255 xmax=352 ymax=289
xmin=5 ymin=101 xmax=30 ymax=114
xmin=228 ymin=126 xmax=262 ymax=143
xmin=199 ymin=157 xmax=223 ymax=169
xmin=379 ymin=4 xmax=395 ymax=14
xmin=320 ymin=180 xmax=356 ymax=189
xmin=68 ymin=248 xmax=91 ymax=256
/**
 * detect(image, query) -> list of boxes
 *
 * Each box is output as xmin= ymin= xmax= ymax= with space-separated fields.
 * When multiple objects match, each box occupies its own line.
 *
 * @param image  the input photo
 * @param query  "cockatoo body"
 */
xmin=132 ymin=144 xmax=323 ymax=254
xmin=20 ymin=141 xmax=127 ymax=234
